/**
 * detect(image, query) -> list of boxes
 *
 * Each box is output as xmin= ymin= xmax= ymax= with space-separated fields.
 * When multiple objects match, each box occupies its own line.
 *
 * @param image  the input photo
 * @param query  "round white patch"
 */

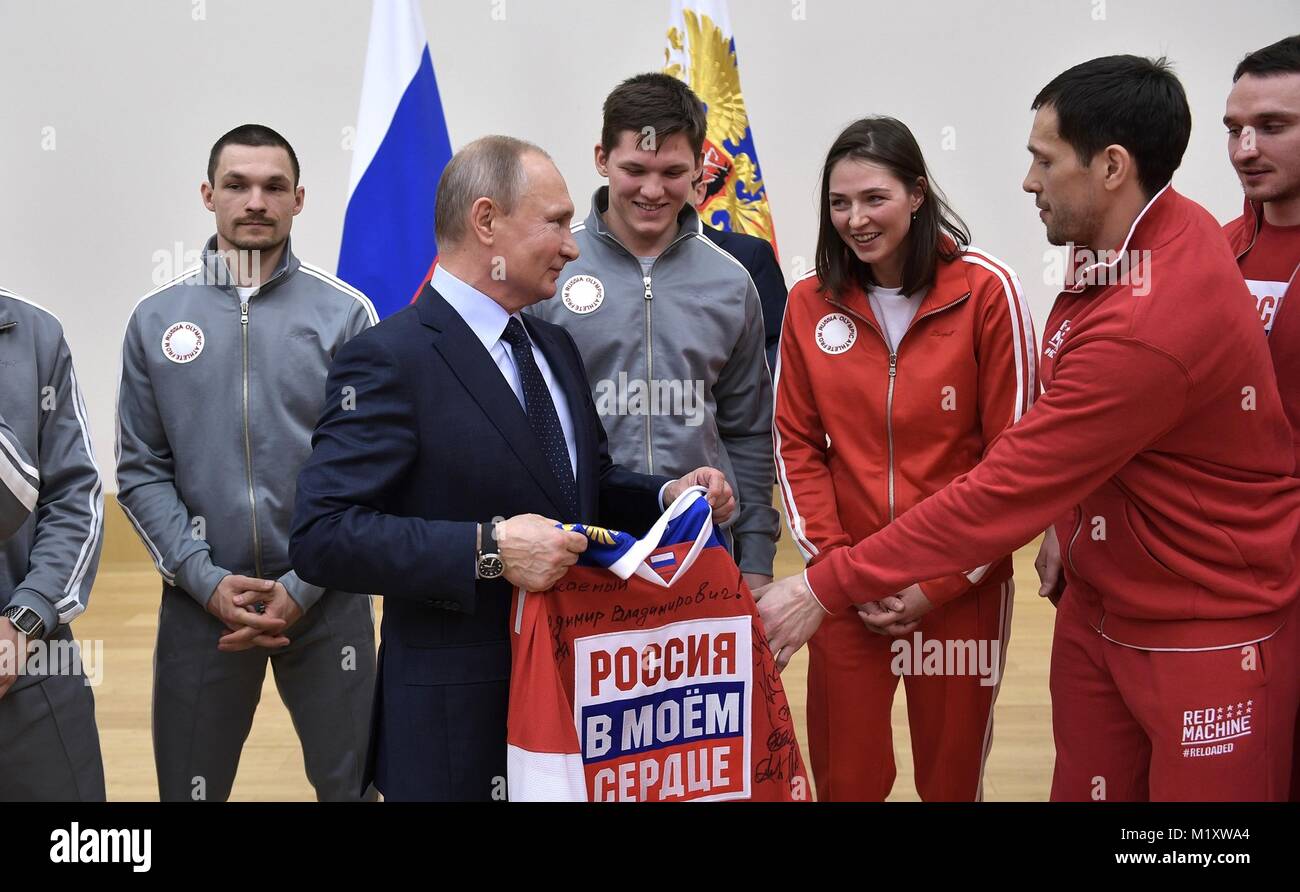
xmin=815 ymin=313 xmax=857 ymax=355
xmin=162 ymin=321 xmax=205 ymax=364
xmin=561 ymin=275 xmax=604 ymax=315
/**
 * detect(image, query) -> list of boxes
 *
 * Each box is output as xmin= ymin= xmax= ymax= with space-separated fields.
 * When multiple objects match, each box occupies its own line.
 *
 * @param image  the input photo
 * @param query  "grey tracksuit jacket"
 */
xmin=0 ymin=287 xmax=104 ymax=692
xmin=0 ymin=409 xmax=38 ymax=542
xmin=115 ymin=238 xmax=377 ymax=610
xmin=529 ymin=188 xmax=778 ymax=574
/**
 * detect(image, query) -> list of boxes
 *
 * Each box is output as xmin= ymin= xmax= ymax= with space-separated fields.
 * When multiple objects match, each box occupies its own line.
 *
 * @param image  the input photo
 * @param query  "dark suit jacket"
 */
xmin=701 ymin=225 xmax=788 ymax=373
xmin=290 ymin=284 xmax=669 ymax=801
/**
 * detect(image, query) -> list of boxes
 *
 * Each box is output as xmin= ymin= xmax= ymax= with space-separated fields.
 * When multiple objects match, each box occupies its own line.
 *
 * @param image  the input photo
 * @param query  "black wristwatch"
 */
xmin=476 ymin=521 xmax=504 ymax=580
xmin=2 ymin=605 xmax=45 ymax=640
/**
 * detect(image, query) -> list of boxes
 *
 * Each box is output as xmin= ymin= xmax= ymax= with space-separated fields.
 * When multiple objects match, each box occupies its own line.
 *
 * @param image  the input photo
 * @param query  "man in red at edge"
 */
xmin=756 ymin=54 xmax=1300 ymax=802
xmin=1222 ymin=34 xmax=1300 ymax=801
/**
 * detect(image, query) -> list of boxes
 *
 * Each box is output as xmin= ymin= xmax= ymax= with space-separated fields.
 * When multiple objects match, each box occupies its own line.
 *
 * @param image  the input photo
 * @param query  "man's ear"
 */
xmin=468 ymin=196 xmax=496 ymax=246
xmin=594 ymin=143 xmax=610 ymax=177
xmin=200 ymin=182 xmax=216 ymax=212
xmin=292 ymin=185 xmax=305 ymax=216
xmin=1100 ymin=144 xmax=1134 ymax=193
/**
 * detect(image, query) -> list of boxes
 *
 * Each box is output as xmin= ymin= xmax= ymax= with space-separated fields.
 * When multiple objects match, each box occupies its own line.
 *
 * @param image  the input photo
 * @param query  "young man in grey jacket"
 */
xmin=0 ymin=286 xmax=106 ymax=801
xmin=116 ymin=125 xmax=377 ymax=802
xmin=529 ymin=73 xmax=778 ymax=588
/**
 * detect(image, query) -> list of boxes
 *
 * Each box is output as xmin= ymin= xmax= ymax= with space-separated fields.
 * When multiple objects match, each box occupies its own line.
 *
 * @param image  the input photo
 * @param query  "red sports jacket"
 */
xmin=775 ymin=243 xmax=1036 ymax=607
xmin=1223 ymin=197 xmax=1300 ymax=466
xmin=806 ymin=187 xmax=1300 ymax=650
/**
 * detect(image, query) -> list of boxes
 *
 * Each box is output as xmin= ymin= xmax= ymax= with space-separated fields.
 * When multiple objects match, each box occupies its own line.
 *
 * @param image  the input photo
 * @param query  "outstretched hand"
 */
xmin=753 ymin=573 xmax=826 ymax=671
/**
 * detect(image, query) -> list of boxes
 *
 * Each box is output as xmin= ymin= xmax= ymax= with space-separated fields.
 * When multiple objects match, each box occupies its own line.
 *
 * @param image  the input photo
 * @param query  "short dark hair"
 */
xmin=815 ymin=117 xmax=970 ymax=300
xmin=1233 ymin=35 xmax=1300 ymax=82
xmin=1032 ymin=55 xmax=1190 ymax=198
xmin=601 ymin=73 xmax=707 ymax=158
xmin=207 ymin=124 xmax=301 ymax=186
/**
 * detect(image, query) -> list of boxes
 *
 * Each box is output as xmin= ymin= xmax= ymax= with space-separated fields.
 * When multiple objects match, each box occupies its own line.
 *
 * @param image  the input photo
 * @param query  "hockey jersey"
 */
xmin=507 ymin=487 xmax=808 ymax=802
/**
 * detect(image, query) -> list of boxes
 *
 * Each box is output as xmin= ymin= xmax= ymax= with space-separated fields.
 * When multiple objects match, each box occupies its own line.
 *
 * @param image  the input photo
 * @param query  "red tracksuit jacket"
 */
xmin=775 ymin=243 xmax=1037 ymax=606
xmin=806 ymin=186 xmax=1300 ymax=649
xmin=1224 ymin=197 xmax=1300 ymax=464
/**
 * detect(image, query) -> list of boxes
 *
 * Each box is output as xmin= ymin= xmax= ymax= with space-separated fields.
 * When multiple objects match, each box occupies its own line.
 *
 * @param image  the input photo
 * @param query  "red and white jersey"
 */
xmin=1238 ymin=218 xmax=1300 ymax=335
xmin=507 ymin=487 xmax=808 ymax=802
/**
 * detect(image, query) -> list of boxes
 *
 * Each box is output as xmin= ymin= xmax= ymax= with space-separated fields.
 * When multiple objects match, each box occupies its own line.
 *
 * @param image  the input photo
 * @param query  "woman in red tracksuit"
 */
xmin=774 ymin=117 xmax=1037 ymax=801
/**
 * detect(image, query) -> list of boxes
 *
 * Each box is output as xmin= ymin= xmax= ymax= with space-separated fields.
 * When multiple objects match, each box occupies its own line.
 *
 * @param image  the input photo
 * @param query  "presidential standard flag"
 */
xmin=338 ymin=0 xmax=453 ymax=317
xmin=664 ymin=0 xmax=777 ymax=252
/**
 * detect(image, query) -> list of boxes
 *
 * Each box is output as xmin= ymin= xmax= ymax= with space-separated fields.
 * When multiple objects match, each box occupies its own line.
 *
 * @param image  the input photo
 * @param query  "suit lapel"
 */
xmin=525 ymin=317 xmax=596 ymax=517
xmin=417 ymin=285 xmax=569 ymax=517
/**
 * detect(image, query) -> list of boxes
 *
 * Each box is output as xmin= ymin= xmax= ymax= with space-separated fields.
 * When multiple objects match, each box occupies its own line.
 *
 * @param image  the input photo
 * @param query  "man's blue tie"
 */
xmin=500 ymin=317 xmax=579 ymax=519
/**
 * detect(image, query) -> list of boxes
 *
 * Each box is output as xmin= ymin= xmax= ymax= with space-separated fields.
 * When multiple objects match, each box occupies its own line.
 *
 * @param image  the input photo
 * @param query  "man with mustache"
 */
xmin=116 ymin=124 xmax=378 ymax=801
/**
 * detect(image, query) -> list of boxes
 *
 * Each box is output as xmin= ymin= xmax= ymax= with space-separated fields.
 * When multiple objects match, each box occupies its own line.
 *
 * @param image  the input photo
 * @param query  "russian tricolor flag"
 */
xmin=338 ymin=0 xmax=453 ymax=318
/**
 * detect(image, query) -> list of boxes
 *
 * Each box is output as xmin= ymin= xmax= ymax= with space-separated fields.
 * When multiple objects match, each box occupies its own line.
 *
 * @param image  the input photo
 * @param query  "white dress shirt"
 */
xmin=433 ymin=265 xmax=578 ymax=478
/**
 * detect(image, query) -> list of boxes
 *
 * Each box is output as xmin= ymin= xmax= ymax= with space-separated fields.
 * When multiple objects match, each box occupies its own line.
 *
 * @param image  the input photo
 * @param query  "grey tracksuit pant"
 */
xmin=0 ymin=667 xmax=105 ymax=801
xmin=152 ymin=585 xmax=376 ymax=802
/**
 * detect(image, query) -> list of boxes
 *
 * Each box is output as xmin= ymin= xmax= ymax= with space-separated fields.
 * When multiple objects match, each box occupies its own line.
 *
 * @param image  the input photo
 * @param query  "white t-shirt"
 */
xmin=868 ymin=284 xmax=926 ymax=352
xmin=235 ymin=285 xmax=258 ymax=301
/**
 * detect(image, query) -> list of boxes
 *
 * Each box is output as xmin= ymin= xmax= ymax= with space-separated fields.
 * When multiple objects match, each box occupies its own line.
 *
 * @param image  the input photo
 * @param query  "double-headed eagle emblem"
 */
xmin=665 ymin=10 xmax=776 ymax=248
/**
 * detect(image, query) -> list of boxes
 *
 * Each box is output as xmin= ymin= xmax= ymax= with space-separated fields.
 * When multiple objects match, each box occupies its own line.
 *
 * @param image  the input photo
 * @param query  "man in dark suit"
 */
xmin=290 ymin=136 xmax=735 ymax=802
xmin=695 ymin=179 xmax=788 ymax=374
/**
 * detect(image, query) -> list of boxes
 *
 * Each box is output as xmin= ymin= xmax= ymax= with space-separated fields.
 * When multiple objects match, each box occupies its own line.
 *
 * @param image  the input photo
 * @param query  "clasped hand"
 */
xmin=856 ymin=583 xmax=932 ymax=637
xmin=754 ymin=576 xmax=936 ymax=672
xmin=206 ymin=574 xmax=302 ymax=652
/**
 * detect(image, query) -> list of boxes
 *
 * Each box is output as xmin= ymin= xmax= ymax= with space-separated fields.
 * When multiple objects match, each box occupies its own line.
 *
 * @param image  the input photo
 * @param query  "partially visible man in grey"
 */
xmin=116 ymin=124 xmax=377 ymax=802
xmin=0 ymin=411 xmax=39 ymax=540
xmin=0 ymin=285 xmax=106 ymax=801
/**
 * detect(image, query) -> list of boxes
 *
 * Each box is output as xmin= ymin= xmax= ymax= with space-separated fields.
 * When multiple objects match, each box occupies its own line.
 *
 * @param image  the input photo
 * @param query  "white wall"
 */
xmin=1 ymin=0 xmax=1296 ymax=484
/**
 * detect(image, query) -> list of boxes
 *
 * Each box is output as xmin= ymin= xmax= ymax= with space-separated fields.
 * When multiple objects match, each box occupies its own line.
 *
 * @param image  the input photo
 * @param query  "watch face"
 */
xmin=478 ymin=555 xmax=505 ymax=579
xmin=6 ymin=608 xmax=40 ymax=636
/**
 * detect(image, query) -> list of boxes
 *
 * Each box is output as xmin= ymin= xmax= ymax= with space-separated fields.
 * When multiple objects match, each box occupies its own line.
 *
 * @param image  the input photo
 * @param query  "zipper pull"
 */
xmin=240 ymin=301 xmax=249 ymax=325
xmin=889 ymin=353 xmax=897 ymax=377
xmin=643 ymin=277 xmax=653 ymax=301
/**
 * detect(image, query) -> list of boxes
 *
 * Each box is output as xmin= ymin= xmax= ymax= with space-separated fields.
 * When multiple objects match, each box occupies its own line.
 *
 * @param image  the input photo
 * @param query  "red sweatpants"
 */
xmin=1292 ymin=708 xmax=1300 ymax=801
xmin=806 ymin=578 xmax=1014 ymax=801
xmin=1050 ymin=589 xmax=1300 ymax=801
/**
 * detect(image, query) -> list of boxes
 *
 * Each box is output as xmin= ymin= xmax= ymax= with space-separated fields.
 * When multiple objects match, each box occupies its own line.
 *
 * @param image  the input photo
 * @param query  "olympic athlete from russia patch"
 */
xmin=507 ymin=486 xmax=808 ymax=802
xmin=561 ymin=274 xmax=604 ymax=315
xmin=161 ymin=321 xmax=204 ymax=364
xmin=815 ymin=312 xmax=856 ymax=355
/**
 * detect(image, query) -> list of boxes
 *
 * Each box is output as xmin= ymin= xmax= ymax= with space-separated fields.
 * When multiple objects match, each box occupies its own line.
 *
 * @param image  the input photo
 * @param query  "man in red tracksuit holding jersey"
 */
xmin=757 ymin=54 xmax=1300 ymax=801
xmin=1221 ymin=35 xmax=1300 ymax=801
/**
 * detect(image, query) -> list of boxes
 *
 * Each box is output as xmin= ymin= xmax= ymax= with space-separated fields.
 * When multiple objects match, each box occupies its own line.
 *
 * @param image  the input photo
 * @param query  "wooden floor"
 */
xmin=80 ymin=531 xmax=1055 ymax=801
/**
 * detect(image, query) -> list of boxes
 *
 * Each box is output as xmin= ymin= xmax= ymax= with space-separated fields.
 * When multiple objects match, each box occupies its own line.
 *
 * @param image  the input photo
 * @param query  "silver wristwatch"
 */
xmin=476 ymin=521 xmax=504 ymax=580
xmin=2 ymin=604 xmax=46 ymax=640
